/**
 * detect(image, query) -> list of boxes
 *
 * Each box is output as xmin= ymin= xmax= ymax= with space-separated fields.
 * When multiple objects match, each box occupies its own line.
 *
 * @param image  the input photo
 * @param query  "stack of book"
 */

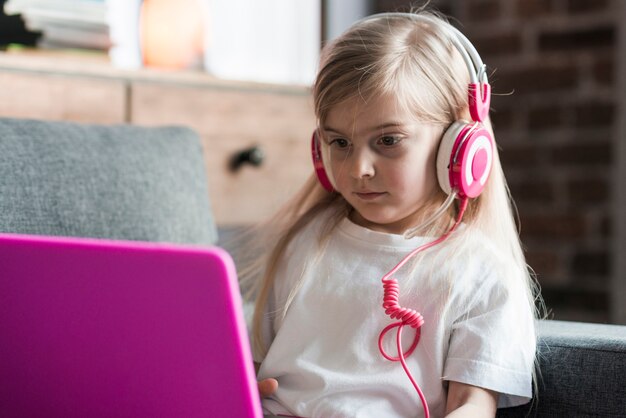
xmin=5 ymin=0 xmax=109 ymax=50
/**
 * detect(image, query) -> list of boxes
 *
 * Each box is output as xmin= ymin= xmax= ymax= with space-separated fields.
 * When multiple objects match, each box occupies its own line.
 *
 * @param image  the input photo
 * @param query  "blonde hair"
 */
xmin=239 ymin=11 xmax=542 ymax=360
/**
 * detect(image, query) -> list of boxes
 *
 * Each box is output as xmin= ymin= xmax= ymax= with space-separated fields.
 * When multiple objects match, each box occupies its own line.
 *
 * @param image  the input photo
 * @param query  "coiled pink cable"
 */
xmin=378 ymin=198 xmax=469 ymax=418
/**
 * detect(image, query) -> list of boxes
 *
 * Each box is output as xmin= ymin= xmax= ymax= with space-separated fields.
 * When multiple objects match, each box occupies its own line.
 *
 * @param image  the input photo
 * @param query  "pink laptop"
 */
xmin=0 ymin=233 xmax=263 ymax=418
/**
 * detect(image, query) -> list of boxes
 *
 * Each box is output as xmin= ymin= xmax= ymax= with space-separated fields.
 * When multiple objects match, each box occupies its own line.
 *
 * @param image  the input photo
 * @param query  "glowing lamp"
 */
xmin=140 ymin=0 xmax=205 ymax=69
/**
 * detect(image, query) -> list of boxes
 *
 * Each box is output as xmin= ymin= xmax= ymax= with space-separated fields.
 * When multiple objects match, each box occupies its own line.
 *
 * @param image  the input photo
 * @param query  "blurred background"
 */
xmin=1 ymin=0 xmax=624 ymax=325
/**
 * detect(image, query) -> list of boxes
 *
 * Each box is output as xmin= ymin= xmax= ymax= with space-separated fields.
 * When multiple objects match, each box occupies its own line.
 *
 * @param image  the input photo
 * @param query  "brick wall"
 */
xmin=373 ymin=0 xmax=622 ymax=323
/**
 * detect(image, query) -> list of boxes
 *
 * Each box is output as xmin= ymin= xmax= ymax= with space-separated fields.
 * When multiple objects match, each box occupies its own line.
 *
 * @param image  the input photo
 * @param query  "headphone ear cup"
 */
xmin=310 ymin=131 xmax=335 ymax=192
xmin=437 ymin=120 xmax=494 ymax=199
xmin=437 ymin=121 xmax=466 ymax=196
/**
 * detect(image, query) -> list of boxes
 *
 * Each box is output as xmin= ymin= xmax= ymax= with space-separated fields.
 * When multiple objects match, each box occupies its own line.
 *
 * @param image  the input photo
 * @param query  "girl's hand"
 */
xmin=258 ymin=378 xmax=278 ymax=398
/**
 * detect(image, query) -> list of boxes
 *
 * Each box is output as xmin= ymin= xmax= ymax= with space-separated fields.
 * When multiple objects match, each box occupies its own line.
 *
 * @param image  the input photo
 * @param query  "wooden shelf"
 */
xmin=0 ymin=49 xmax=311 ymax=94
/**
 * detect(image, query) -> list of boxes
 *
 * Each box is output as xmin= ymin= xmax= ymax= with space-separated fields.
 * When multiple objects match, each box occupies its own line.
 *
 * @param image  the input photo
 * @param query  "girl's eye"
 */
xmin=378 ymin=136 xmax=401 ymax=147
xmin=329 ymin=138 xmax=350 ymax=149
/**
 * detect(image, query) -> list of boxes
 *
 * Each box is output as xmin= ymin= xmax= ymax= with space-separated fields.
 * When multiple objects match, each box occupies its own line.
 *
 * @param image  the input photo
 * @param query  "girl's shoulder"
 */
xmin=465 ymin=228 xmax=509 ymax=269
xmin=284 ymin=207 xmax=341 ymax=254
xmin=443 ymin=227 xmax=515 ymax=288
xmin=422 ymin=224 xmax=501 ymax=263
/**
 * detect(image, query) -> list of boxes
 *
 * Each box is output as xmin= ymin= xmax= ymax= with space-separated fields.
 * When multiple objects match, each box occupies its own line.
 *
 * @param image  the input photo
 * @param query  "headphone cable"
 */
xmin=378 ymin=197 xmax=469 ymax=418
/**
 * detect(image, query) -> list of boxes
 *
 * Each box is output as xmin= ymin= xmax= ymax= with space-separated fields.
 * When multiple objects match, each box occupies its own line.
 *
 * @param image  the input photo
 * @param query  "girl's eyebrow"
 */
xmin=322 ymin=122 xmax=405 ymax=135
xmin=321 ymin=126 xmax=344 ymax=135
xmin=372 ymin=122 xmax=404 ymax=132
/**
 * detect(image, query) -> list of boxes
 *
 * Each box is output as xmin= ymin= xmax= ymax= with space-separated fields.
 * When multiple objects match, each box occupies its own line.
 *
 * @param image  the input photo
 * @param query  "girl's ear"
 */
xmin=311 ymin=130 xmax=335 ymax=192
xmin=437 ymin=121 xmax=493 ymax=199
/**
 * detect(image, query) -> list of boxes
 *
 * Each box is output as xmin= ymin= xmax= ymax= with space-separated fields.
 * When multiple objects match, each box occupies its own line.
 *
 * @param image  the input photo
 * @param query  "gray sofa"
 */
xmin=0 ymin=117 xmax=217 ymax=244
xmin=498 ymin=320 xmax=625 ymax=417
xmin=1 ymin=117 xmax=624 ymax=417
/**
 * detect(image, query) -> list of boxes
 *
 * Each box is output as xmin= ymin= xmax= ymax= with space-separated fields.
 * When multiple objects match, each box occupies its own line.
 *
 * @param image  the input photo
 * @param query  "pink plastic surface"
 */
xmin=468 ymin=82 xmax=491 ymax=122
xmin=448 ymin=124 xmax=493 ymax=199
xmin=310 ymin=131 xmax=335 ymax=192
xmin=0 ymin=233 xmax=262 ymax=418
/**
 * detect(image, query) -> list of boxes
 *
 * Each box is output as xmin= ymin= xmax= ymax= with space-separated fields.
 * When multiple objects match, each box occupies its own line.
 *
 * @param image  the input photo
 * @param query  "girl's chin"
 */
xmin=349 ymin=211 xmax=409 ymax=235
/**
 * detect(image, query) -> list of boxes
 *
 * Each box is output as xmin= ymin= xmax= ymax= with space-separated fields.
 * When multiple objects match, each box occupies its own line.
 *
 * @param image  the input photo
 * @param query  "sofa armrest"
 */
xmin=497 ymin=320 xmax=626 ymax=417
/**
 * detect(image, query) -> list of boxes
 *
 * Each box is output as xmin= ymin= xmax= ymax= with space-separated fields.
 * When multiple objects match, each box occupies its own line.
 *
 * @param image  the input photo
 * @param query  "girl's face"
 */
xmin=322 ymin=94 xmax=443 ymax=235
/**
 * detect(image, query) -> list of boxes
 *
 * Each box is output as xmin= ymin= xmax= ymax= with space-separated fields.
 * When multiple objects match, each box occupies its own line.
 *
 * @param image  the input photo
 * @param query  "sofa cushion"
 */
xmin=497 ymin=320 xmax=626 ymax=417
xmin=0 ymin=117 xmax=217 ymax=245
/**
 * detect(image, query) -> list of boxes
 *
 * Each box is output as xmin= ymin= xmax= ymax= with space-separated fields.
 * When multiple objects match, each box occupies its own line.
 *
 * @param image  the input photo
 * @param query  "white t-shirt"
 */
xmin=256 ymin=213 xmax=536 ymax=418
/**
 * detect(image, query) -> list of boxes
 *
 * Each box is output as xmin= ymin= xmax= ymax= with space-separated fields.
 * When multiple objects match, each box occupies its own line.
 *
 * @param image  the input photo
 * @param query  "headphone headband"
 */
xmin=354 ymin=12 xmax=488 ymax=85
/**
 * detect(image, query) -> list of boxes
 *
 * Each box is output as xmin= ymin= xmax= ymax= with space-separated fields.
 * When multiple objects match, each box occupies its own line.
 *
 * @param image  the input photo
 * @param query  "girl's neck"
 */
xmin=347 ymin=204 xmax=452 ymax=237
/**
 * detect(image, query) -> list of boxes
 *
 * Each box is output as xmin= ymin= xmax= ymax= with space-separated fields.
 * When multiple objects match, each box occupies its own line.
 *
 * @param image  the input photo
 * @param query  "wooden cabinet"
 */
xmin=0 ymin=51 xmax=316 ymax=225
xmin=0 ymin=69 xmax=127 ymax=124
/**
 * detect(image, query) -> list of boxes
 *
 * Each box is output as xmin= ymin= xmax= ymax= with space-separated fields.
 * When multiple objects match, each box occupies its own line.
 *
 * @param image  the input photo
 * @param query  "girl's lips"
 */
xmin=355 ymin=191 xmax=386 ymax=201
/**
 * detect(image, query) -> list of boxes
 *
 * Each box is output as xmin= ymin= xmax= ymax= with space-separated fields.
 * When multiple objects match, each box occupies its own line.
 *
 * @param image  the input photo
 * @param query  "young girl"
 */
xmin=242 ymin=9 xmax=540 ymax=418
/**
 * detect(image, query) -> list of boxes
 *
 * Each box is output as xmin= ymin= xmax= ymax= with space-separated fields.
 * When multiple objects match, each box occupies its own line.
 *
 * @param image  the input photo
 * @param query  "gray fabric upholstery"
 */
xmin=0 ymin=117 xmax=217 ymax=245
xmin=497 ymin=320 xmax=626 ymax=417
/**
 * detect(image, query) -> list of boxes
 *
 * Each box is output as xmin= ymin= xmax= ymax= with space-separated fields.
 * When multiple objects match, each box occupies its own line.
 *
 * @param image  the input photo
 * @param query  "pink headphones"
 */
xmin=311 ymin=15 xmax=494 ymax=200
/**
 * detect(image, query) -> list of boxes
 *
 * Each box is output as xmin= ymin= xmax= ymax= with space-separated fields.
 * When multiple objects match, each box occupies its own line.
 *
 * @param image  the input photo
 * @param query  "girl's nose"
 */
xmin=349 ymin=148 xmax=375 ymax=180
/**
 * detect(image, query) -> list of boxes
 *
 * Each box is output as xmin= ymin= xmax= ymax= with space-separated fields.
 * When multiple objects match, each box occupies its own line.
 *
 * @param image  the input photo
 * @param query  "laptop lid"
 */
xmin=0 ymin=233 xmax=263 ymax=418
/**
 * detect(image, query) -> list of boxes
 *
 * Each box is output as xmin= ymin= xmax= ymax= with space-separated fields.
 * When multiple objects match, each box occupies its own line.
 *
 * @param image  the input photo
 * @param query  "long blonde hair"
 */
xmin=240 ymin=10 xmax=542 ymax=359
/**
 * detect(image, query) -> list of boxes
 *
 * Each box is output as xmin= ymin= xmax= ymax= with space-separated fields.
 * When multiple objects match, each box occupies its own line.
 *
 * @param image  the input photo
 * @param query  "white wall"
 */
xmin=205 ymin=0 xmax=321 ymax=86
